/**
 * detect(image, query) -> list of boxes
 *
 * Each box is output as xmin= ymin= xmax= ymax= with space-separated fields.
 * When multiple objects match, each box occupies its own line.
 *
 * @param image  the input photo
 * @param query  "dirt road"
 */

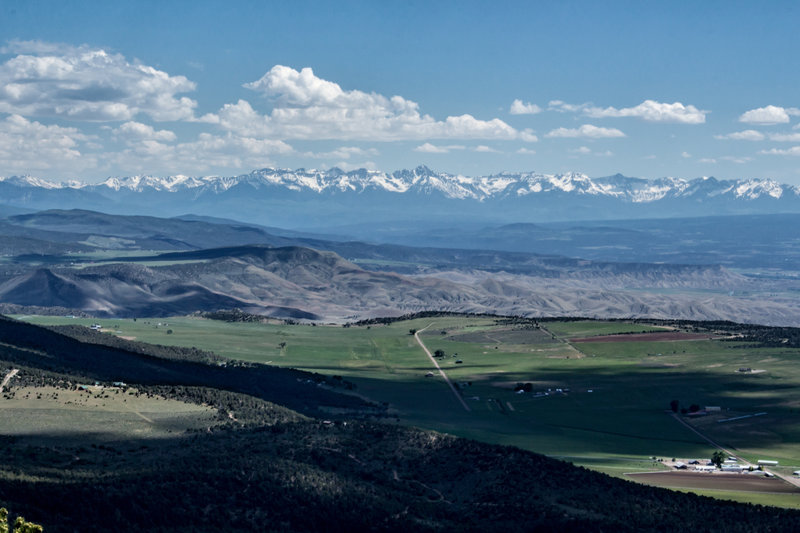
xmin=0 ymin=368 xmax=19 ymax=393
xmin=415 ymin=325 xmax=470 ymax=412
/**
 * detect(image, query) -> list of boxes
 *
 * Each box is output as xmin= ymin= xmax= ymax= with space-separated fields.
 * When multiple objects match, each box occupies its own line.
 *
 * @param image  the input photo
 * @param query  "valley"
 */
xmin=16 ymin=313 xmax=800 ymax=510
xmin=2 ymin=206 xmax=800 ymax=528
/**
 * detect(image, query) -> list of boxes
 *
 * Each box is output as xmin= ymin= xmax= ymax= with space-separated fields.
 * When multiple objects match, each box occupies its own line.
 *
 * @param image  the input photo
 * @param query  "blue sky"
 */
xmin=1 ymin=0 xmax=799 ymax=183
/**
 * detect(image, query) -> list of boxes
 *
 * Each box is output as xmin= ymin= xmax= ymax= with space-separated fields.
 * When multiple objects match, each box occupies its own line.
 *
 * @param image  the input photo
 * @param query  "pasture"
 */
xmin=16 ymin=314 xmax=800 ymax=507
xmin=0 ymin=385 xmax=217 ymax=442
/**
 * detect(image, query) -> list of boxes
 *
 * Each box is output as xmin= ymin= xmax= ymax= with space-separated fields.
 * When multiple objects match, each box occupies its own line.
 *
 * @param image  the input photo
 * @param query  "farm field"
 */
xmin=16 ymin=314 xmax=800 ymax=507
xmin=626 ymin=471 xmax=800 ymax=493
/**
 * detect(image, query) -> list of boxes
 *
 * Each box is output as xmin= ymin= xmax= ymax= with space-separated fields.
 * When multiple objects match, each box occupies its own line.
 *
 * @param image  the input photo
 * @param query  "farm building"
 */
xmin=757 ymin=460 xmax=779 ymax=466
xmin=695 ymin=465 xmax=716 ymax=472
xmin=721 ymin=465 xmax=747 ymax=472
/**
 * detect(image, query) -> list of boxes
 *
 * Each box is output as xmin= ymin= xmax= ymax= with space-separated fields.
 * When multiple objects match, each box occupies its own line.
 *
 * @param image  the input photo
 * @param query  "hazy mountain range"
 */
xmin=1 ymin=208 xmax=799 ymax=325
xmin=2 ymin=166 xmax=800 ymax=228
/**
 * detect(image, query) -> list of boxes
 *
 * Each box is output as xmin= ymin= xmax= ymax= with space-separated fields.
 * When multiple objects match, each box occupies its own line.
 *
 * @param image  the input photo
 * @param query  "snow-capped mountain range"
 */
xmin=2 ymin=165 xmax=798 ymax=202
xmin=1 ymin=166 xmax=799 ymax=227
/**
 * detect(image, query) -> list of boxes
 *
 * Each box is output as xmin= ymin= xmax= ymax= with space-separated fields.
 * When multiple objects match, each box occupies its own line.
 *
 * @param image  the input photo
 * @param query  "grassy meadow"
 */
xmin=15 ymin=313 xmax=800 ymax=507
xmin=0 ymin=385 xmax=217 ymax=442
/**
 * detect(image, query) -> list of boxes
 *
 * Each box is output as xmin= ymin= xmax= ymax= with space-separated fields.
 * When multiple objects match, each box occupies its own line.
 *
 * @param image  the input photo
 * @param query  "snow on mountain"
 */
xmin=4 ymin=167 xmax=800 ymax=205
xmin=0 ymin=175 xmax=66 ymax=189
xmin=98 ymin=174 xmax=207 ymax=192
xmin=734 ymin=178 xmax=785 ymax=200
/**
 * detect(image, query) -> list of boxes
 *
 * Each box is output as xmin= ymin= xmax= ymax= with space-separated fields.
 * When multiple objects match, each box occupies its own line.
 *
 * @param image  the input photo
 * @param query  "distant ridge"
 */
xmin=1 ymin=166 xmax=799 ymax=225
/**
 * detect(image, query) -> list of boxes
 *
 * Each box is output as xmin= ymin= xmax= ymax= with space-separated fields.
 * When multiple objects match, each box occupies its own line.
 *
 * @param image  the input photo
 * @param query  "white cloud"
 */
xmin=545 ymin=124 xmax=625 ymax=138
xmin=585 ymin=100 xmax=706 ymax=124
xmin=681 ymin=151 xmax=691 ymax=158
xmin=714 ymin=130 xmax=765 ymax=141
xmin=548 ymin=99 xmax=705 ymax=124
xmin=114 ymin=121 xmax=176 ymax=142
xmin=571 ymin=146 xmax=612 ymax=156
xmin=517 ymin=147 xmax=536 ymax=155
xmin=474 ymin=145 xmax=500 ymax=153
xmin=769 ymin=132 xmax=800 ymax=142
xmin=699 ymin=158 xmax=717 ymax=163
xmin=110 ymin=133 xmax=293 ymax=174
xmin=327 ymin=160 xmax=378 ymax=172
xmin=719 ymin=155 xmax=753 ymax=164
xmin=548 ymin=100 xmax=585 ymax=113
xmin=305 ymin=146 xmax=379 ymax=159
xmin=414 ymin=142 xmax=466 ymax=153
xmin=739 ymin=105 xmax=800 ymax=125
xmin=759 ymin=146 xmax=800 ymax=156
xmin=206 ymin=66 xmax=533 ymax=142
xmin=509 ymin=99 xmax=541 ymax=115
xmin=0 ymin=41 xmax=197 ymax=121
xmin=0 ymin=114 xmax=96 ymax=173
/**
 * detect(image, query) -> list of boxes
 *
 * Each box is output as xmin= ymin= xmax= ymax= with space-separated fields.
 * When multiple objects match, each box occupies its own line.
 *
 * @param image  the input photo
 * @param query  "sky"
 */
xmin=1 ymin=0 xmax=799 ymax=184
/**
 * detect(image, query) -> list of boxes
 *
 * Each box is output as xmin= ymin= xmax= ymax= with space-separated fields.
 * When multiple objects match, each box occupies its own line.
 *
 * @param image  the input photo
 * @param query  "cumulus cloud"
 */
xmin=739 ymin=105 xmax=800 ymax=125
xmin=0 ymin=114 xmax=96 ymax=173
xmin=110 ymin=132 xmax=293 ymax=174
xmin=548 ymin=99 xmax=705 ymax=123
xmin=572 ymin=146 xmax=592 ymax=154
xmin=517 ymin=147 xmax=536 ymax=155
xmin=114 ymin=121 xmax=176 ymax=142
xmin=509 ymin=99 xmax=541 ymax=115
xmin=714 ymin=130 xmax=765 ymax=141
xmin=545 ymin=124 xmax=625 ymax=138
xmin=584 ymin=100 xmax=706 ymax=124
xmin=0 ymin=41 xmax=197 ymax=121
xmin=699 ymin=158 xmax=717 ymax=163
xmin=759 ymin=146 xmax=800 ymax=156
xmin=205 ymin=66 xmax=535 ymax=142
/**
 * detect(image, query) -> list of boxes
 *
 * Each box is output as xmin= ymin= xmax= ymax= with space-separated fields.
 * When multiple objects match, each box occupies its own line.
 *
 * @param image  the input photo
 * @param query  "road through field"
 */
xmin=415 ymin=325 xmax=471 ymax=412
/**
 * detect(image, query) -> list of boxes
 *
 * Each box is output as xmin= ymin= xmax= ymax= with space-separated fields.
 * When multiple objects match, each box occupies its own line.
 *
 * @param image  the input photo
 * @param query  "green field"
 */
xmin=16 ymin=314 xmax=800 ymax=506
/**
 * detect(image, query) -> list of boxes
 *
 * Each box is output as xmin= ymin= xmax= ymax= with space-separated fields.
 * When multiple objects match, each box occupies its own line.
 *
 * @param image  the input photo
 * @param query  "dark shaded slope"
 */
xmin=0 ymin=269 xmax=87 ymax=308
xmin=3 ymin=414 xmax=800 ymax=532
xmin=0 ymin=316 xmax=371 ymax=417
